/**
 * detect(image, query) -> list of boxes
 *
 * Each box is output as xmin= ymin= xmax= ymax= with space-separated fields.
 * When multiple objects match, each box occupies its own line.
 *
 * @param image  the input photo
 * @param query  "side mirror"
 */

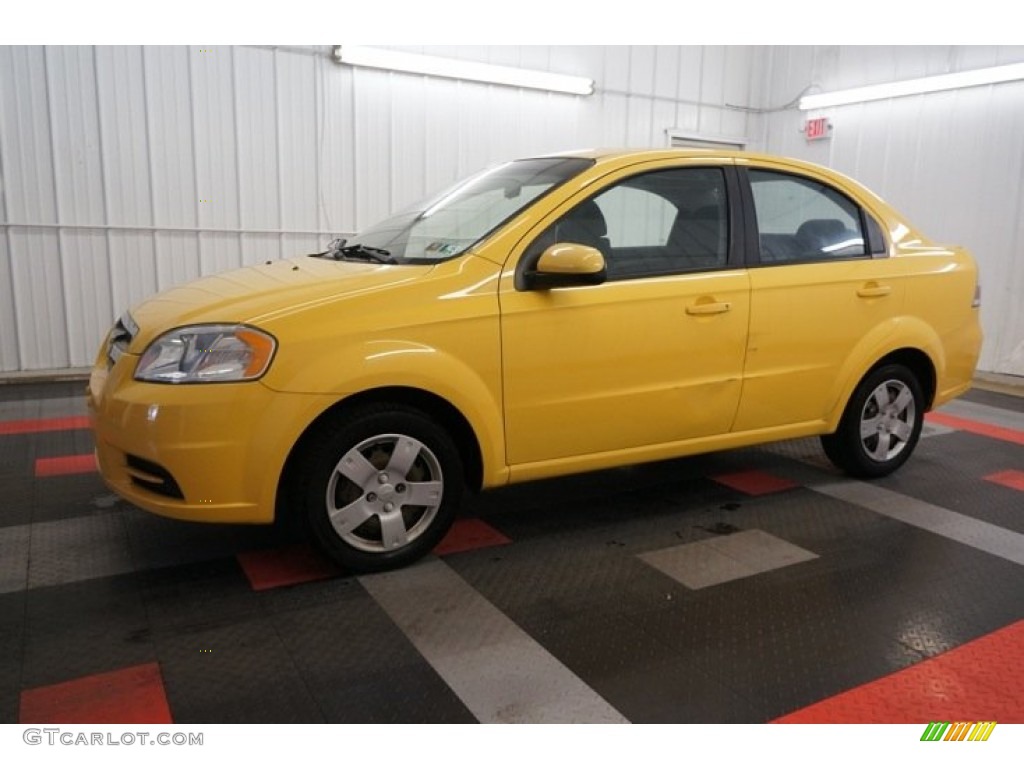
xmin=523 ymin=243 xmax=607 ymax=290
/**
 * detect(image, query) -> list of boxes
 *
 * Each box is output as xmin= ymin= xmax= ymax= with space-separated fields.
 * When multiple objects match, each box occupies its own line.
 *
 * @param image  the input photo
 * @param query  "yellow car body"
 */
xmin=87 ymin=149 xmax=982 ymax=569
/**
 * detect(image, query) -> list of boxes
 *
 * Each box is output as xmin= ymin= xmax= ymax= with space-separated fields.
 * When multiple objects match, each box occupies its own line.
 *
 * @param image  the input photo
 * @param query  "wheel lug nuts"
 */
xmin=378 ymin=473 xmax=389 ymax=484
xmin=396 ymin=483 xmax=406 ymax=493
xmin=384 ymin=502 xmax=394 ymax=512
xmin=366 ymin=492 xmax=377 ymax=502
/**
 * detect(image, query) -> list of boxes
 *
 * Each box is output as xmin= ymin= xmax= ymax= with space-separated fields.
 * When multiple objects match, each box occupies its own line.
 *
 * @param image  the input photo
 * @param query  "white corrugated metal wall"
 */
xmin=758 ymin=45 xmax=1024 ymax=376
xmin=0 ymin=44 xmax=762 ymax=373
xmin=3 ymin=45 xmax=1022 ymax=375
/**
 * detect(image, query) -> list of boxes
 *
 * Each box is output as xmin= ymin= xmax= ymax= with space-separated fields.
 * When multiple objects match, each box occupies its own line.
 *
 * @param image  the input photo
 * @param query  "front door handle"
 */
xmin=857 ymin=283 xmax=892 ymax=298
xmin=686 ymin=301 xmax=731 ymax=316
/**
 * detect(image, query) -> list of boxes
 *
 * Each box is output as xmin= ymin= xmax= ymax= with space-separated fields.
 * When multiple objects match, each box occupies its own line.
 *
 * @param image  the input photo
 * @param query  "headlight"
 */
xmin=135 ymin=325 xmax=276 ymax=383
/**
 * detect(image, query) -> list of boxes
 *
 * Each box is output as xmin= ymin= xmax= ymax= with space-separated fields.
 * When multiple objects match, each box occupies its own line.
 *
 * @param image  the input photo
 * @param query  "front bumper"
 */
xmin=88 ymin=355 xmax=335 ymax=523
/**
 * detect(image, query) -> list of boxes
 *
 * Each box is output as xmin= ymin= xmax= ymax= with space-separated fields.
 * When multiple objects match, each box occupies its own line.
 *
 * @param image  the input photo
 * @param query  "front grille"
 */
xmin=107 ymin=313 xmax=137 ymax=367
xmin=125 ymin=454 xmax=184 ymax=499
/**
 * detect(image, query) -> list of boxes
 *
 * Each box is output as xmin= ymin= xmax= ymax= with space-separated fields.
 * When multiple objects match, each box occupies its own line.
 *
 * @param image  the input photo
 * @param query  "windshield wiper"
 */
xmin=310 ymin=238 xmax=396 ymax=264
xmin=337 ymin=243 xmax=396 ymax=264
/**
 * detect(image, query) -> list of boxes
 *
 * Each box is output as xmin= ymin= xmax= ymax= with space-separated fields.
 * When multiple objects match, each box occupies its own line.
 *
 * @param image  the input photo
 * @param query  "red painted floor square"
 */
xmin=712 ymin=469 xmax=799 ymax=496
xmin=35 ymin=453 xmax=97 ymax=477
xmin=926 ymin=412 xmax=1024 ymax=446
xmin=20 ymin=663 xmax=172 ymax=724
xmin=434 ymin=518 xmax=512 ymax=556
xmin=237 ymin=542 xmax=342 ymax=591
xmin=773 ymin=620 xmax=1024 ymax=723
xmin=0 ymin=415 xmax=91 ymax=435
xmin=983 ymin=469 xmax=1024 ymax=492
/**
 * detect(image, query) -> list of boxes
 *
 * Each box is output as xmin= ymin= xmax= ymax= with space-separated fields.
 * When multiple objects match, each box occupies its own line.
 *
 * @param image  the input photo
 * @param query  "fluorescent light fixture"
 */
xmin=333 ymin=46 xmax=594 ymax=96
xmin=799 ymin=61 xmax=1024 ymax=110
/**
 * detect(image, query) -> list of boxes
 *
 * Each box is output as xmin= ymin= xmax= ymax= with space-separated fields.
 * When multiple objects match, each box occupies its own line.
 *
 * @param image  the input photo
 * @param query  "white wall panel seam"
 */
xmin=350 ymin=65 xmax=358 ymax=228
xmin=3 ymin=50 xmax=28 ymax=369
xmin=230 ymin=46 xmax=246 ymax=265
xmin=696 ymin=46 xmax=706 ymax=133
xmin=273 ymin=48 xmax=285 ymax=259
xmin=140 ymin=47 xmax=161 ymax=292
xmin=313 ymin=55 xmax=323 ymax=234
xmin=186 ymin=47 xmax=202 ymax=276
xmin=0 ymin=69 xmax=21 ymax=371
xmin=91 ymin=45 xmax=115 ymax=330
xmin=41 ymin=47 xmax=71 ymax=367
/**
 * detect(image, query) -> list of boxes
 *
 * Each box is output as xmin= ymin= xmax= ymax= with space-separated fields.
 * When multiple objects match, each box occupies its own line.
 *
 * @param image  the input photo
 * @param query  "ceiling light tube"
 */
xmin=799 ymin=61 xmax=1024 ymax=110
xmin=333 ymin=46 xmax=594 ymax=96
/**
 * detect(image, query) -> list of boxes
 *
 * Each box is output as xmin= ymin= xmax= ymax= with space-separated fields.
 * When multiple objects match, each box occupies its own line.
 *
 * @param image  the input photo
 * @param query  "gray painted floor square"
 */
xmin=920 ymin=422 xmax=956 ymax=438
xmin=639 ymin=529 xmax=819 ymax=589
xmin=27 ymin=513 xmax=135 ymax=589
xmin=0 ymin=524 xmax=30 ymax=594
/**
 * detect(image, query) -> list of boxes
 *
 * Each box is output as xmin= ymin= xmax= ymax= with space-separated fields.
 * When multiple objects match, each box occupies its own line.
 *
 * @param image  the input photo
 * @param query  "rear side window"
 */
xmin=749 ymin=170 xmax=868 ymax=263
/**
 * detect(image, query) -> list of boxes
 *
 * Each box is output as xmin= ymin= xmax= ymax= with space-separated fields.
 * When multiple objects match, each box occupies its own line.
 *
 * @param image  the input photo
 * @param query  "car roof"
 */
xmin=536 ymin=146 xmax=825 ymax=169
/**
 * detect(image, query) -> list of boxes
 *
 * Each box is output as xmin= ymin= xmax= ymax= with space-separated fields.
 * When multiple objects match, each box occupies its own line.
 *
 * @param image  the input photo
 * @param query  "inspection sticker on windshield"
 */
xmin=425 ymin=241 xmax=460 ymax=256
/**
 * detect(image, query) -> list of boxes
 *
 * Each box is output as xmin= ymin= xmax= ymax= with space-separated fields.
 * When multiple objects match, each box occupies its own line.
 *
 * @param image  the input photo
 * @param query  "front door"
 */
xmin=499 ymin=163 xmax=751 ymax=472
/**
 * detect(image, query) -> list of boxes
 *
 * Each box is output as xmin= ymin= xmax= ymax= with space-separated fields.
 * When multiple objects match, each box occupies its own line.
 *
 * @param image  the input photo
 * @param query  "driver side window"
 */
xmin=526 ymin=167 xmax=729 ymax=281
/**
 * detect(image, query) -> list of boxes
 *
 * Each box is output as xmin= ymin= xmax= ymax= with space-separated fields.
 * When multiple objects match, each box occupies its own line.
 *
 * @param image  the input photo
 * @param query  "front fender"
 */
xmin=265 ymin=337 xmax=508 ymax=488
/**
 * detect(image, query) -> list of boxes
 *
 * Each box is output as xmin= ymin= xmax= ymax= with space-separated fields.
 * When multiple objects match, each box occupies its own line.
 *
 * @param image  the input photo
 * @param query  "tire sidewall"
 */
xmin=839 ymin=363 xmax=925 ymax=478
xmin=300 ymin=406 xmax=463 ymax=572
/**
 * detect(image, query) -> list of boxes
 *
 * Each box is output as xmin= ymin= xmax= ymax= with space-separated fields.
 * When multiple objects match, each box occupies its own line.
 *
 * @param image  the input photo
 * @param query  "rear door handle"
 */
xmin=686 ymin=301 xmax=731 ymax=316
xmin=857 ymin=283 xmax=891 ymax=298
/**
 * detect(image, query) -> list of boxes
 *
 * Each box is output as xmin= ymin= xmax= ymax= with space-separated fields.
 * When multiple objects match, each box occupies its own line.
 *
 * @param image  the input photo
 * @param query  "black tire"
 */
xmin=297 ymin=404 xmax=463 ymax=572
xmin=820 ymin=363 xmax=925 ymax=478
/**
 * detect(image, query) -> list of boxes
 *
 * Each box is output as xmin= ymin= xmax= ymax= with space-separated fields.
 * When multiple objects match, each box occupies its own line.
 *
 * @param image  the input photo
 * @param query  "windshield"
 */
xmin=347 ymin=157 xmax=594 ymax=264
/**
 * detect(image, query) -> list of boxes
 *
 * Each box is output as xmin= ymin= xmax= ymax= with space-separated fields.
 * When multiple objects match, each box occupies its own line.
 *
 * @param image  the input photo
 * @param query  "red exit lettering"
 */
xmin=805 ymin=117 xmax=831 ymax=141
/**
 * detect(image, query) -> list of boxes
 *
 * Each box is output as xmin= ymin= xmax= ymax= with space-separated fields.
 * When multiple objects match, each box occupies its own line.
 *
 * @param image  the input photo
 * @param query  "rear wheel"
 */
xmin=298 ymin=404 xmax=463 ymax=572
xmin=821 ymin=363 xmax=924 ymax=478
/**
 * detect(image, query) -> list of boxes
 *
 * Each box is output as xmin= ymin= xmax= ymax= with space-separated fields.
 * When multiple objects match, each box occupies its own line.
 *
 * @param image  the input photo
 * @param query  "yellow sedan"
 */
xmin=88 ymin=149 xmax=982 ymax=571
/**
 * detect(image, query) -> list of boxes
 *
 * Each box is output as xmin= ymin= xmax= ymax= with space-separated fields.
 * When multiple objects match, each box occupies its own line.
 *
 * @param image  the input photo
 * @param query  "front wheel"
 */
xmin=297 ymin=405 xmax=463 ymax=572
xmin=820 ymin=363 xmax=925 ymax=478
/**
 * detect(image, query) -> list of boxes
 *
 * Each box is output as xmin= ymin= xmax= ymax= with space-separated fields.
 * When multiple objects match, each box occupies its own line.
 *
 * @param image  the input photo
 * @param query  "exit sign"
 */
xmin=805 ymin=117 xmax=831 ymax=141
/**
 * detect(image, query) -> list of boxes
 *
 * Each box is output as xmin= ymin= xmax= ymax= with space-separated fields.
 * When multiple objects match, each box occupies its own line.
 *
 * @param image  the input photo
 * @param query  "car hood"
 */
xmin=127 ymin=256 xmax=429 ymax=351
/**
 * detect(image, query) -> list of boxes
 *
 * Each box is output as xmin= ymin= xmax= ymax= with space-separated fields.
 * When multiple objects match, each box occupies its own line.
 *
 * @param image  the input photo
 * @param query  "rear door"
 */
xmin=732 ymin=162 xmax=907 ymax=432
